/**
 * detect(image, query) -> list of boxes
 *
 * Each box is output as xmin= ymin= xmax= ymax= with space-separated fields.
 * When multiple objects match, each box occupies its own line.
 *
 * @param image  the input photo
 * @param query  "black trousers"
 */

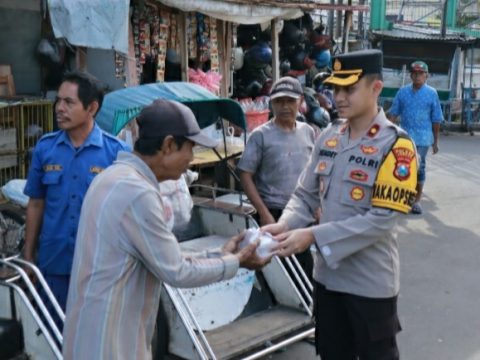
xmin=314 ymin=282 xmax=401 ymax=360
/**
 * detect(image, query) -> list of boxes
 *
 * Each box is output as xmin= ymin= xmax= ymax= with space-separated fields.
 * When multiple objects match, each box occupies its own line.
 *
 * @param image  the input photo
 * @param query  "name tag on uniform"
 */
xmin=43 ymin=164 xmax=63 ymax=172
xmin=90 ymin=166 xmax=104 ymax=174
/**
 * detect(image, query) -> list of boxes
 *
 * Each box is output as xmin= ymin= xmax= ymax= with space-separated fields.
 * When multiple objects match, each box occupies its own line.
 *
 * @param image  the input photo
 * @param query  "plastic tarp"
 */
xmin=47 ymin=0 xmax=302 ymax=53
xmin=157 ymin=0 xmax=303 ymax=24
xmin=48 ymin=0 xmax=130 ymax=54
xmin=96 ymin=82 xmax=246 ymax=135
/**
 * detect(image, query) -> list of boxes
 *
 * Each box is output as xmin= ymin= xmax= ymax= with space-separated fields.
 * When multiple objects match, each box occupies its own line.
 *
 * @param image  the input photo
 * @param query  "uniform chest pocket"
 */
xmin=314 ymin=159 xmax=334 ymax=197
xmin=42 ymin=171 xmax=63 ymax=200
xmin=340 ymin=165 xmax=377 ymax=209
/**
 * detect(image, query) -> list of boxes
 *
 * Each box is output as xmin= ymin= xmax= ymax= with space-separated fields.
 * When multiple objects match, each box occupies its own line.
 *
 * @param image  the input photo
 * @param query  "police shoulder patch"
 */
xmin=371 ymin=136 xmax=418 ymax=213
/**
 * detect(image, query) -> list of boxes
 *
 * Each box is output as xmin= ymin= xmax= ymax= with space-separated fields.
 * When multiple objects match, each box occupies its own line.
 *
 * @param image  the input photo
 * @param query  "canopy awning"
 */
xmin=96 ymin=82 xmax=246 ymax=135
xmin=157 ymin=0 xmax=302 ymax=24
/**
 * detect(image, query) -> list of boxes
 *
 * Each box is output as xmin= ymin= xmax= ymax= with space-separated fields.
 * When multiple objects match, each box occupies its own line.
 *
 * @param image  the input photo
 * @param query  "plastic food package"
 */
xmin=1 ymin=179 xmax=28 ymax=207
xmin=158 ymin=171 xmax=197 ymax=230
xmin=239 ymin=228 xmax=277 ymax=258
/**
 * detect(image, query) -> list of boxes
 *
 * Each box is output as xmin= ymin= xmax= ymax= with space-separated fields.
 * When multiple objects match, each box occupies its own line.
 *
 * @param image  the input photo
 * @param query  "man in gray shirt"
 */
xmin=237 ymin=77 xmax=315 ymax=282
xmin=237 ymin=76 xmax=315 ymax=226
xmin=63 ymin=99 xmax=269 ymax=360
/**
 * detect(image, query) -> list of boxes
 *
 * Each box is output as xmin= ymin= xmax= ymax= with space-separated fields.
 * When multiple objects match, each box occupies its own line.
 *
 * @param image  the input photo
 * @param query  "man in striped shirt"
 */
xmin=63 ymin=99 xmax=268 ymax=360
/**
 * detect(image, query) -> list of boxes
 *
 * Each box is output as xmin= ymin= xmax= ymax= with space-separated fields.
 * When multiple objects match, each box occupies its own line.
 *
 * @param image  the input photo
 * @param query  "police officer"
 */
xmin=264 ymin=50 xmax=418 ymax=359
xmin=23 ymin=71 xmax=130 ymax=318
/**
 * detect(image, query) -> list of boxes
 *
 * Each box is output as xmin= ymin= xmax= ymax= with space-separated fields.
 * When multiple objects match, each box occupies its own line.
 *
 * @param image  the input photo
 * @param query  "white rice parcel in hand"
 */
xmin=239 ymin=228 xmax=277 ymax=258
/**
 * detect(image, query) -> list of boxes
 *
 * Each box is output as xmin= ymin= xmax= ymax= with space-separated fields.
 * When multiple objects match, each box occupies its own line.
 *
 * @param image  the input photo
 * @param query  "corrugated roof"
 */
xmin=371 ymin=25 xmax=476 ymax=43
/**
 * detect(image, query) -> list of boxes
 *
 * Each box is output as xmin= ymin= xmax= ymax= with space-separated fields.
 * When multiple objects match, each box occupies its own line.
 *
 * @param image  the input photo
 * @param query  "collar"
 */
xmin=115 ymin=151 xmax=159 ymax=189
xmin=56 ymin=123 xmax=104 ymax=149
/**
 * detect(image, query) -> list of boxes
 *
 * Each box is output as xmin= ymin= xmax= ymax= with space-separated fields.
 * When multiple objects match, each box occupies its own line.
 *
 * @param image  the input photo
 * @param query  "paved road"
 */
xmin=270 ymin=132 xmax=480 ymax=360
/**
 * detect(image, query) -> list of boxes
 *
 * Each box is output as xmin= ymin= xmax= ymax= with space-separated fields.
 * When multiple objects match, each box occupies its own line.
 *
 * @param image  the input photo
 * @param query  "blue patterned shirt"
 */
xmin=389 ymin=83 xmax=443 ymax=146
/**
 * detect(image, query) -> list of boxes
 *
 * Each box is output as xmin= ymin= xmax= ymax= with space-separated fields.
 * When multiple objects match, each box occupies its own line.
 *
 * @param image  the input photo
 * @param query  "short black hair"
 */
xmin=363 ymin=73 xmax=383 ymax=83
xmin=61 ymin=71 xmax=105 ymax=114
xmin=134 ymin=136 xmax=188 ymax=156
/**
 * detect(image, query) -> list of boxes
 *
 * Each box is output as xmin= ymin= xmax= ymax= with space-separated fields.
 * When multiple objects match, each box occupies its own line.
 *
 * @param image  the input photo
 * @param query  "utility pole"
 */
xmin=441 ymin=0 xmax=448 ymax=38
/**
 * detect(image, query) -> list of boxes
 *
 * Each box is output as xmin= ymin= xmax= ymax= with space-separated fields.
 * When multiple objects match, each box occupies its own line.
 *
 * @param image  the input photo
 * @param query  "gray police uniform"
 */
xmin=280 ymin=108 xmax=415 ymax=298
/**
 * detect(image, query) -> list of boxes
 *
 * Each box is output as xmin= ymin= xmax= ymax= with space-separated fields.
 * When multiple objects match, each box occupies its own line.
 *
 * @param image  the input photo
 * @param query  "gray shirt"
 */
xmin=63 ymin=151 xmax=239 ymax=360
xmin=237 ymin=120 xmax=315 ymax=210
xmin=280 ymin=109 xmax=412 ymax=298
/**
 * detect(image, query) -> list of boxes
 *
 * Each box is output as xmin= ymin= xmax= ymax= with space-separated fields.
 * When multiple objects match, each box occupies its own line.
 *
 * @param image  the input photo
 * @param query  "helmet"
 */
xmin=166 ymin=48 xmax=180 ymax=64
xmin=244 ymin=42 xmax=272 ymax=68
xmin=313 ymin=71 xmax=332 ymax=90
xmin=280 ymin=22 xmax=305 ymax=47
xmin=232 ymin=47 xmax=244 ymax=70
xmin=245 ymin=80 xmax=263 ymax=98
xmin=306 ymin=106 xmax=330 ymax=129
xmin=313 ymin=49 xmax=331 ymax=69
xmin=280 ymin=60 xmax=291 ymax=75
xmin=289 ymin=50 xmax=309 ymax=71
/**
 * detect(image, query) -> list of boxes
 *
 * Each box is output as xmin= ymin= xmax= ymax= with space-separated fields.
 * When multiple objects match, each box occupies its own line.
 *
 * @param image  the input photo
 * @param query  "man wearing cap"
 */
xmin=388 ymin=60 xmax=443 ymax=214
xmin=237 ymin=76 xmax=315 ymax=279
xmin=63 ymin=99 xmax=270 ymax=360
xmin=238 ymin=76 xmax=315 ymax=226
xmin=263 ymin=50 xmax=418 ymax=359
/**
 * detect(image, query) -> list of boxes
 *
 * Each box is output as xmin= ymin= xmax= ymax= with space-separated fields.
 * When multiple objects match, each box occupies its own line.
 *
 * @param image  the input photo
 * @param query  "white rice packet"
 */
xmin=239 ymin=228 xmax=277 ymax=258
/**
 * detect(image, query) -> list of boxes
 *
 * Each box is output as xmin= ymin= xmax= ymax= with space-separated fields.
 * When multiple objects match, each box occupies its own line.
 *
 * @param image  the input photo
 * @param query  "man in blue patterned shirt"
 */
xmin=388 ymin=60 xmax=443 ymax=214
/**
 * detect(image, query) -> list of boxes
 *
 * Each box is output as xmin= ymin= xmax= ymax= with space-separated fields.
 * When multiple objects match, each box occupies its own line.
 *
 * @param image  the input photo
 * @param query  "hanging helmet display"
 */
xmin=245 ymin=80 xmax=263 ymax=98
xmin=166 ymin=48 xmax=180 ymax=65
xmin=307 ymin=106 xmax=330 ymax=129
xmin=313 ymin=71 xmax=332 ymax=90
xmin=280 ymin=59 xmax=291 ymax=76
xmin=232 ymin=47 xmax=244 ymax=70
xmin=312 ymin=49 xmax=331 ymax=69
xmin=289 ymin=49 xmax=309 ymax=71
xmin=280 ymin=22 xmax=305 ymax=48
xmin=310 ymin=32 xmax=332 ymax=51
xmin=244 ymin=42 xmax=272 ymax=69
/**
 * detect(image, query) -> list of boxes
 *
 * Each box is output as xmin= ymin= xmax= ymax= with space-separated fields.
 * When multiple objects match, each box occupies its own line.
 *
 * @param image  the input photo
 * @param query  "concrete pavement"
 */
xmin=270 ymin=132 xmax=480 ymax=360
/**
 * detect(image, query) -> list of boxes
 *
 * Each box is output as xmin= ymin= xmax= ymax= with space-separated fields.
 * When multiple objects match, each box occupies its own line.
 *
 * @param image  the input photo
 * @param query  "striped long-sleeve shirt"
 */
xmin=63 ymin=151 xmax=239 ymax=360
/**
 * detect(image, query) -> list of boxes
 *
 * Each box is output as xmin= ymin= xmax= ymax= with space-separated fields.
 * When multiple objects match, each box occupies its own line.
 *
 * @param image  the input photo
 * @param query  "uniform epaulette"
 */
xmin=37 ymin=130 xmax=61 ymax=143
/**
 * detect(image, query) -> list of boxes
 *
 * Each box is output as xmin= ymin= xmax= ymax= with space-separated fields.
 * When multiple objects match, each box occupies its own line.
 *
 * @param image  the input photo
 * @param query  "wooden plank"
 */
xmin=0 ymin=75 xmax=15 ymax=96
xmin=205 ymin=305 xmax=312 ymax=359
xmin=179 ymin=12 xmax=189 ymax=82
xmin=271 ymin=19 xmax=280 ymax=82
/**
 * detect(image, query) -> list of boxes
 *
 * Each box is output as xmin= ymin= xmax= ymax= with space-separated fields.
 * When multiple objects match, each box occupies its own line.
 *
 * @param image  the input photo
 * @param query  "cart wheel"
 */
xmin=0 ymin=204 xmax=26 ymax=257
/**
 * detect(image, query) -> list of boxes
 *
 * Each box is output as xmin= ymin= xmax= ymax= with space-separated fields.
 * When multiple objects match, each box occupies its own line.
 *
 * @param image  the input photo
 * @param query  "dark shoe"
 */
xmin=411 ymin=202 xmax=423 ymax=215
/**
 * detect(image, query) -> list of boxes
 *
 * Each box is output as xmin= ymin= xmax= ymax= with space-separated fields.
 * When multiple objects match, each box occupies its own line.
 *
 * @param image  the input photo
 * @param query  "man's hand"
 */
xmin=261 ymin=221 xmax=288 ymax=236
xmin=273 ymin=228 xmax=315 ymax=257
xmin=236 ymin=242 xmax=273 ymax=270
xmin=223 ymin=231 xmax=272 ymax=270
xmin=432 ymin=142 xmax=439 ymax=154
xmin=222 ymin=231 xmax=246 ymax=254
